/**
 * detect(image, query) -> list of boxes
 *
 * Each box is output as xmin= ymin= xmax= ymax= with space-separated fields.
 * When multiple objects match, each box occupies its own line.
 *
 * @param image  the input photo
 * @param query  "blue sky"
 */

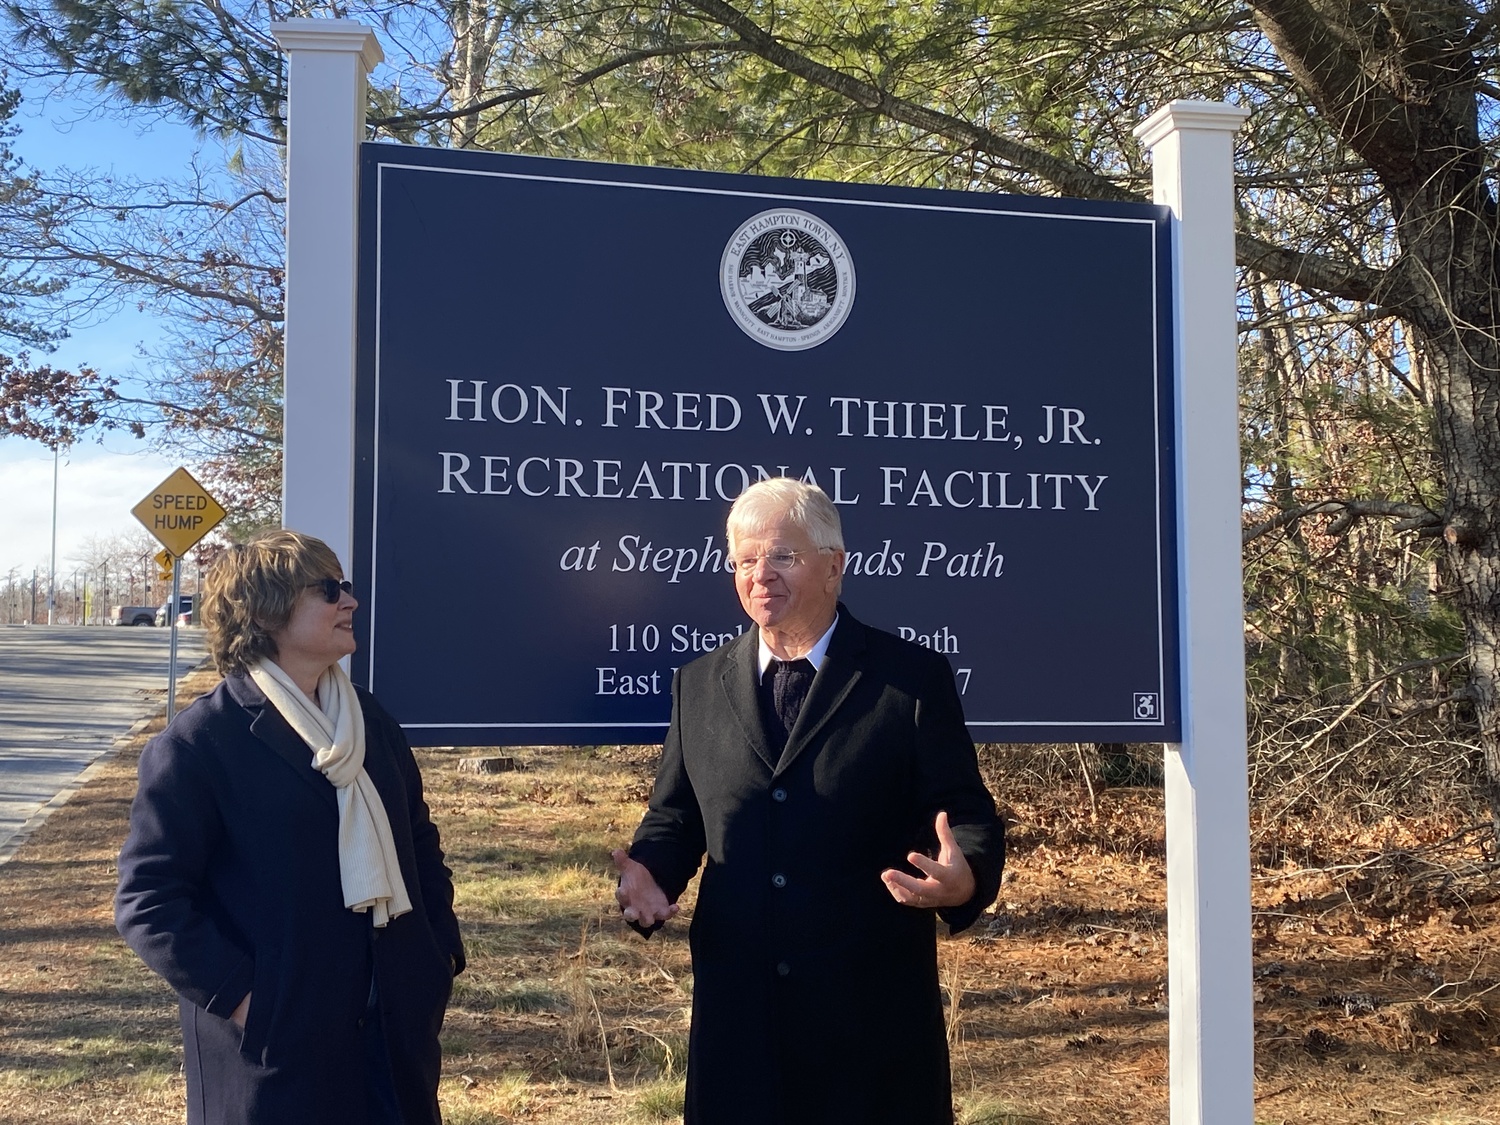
xmin=0 ymin=78 xmax=212 ymax=580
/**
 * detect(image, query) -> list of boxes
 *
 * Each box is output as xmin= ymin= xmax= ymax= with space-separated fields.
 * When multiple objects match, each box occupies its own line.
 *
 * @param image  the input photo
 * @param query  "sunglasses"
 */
xmin=307 ymin=578 xmax=354 ymax=604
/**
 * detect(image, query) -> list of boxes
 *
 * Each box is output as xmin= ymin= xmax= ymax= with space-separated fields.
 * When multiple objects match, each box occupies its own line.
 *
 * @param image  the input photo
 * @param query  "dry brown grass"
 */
xmin=0 ymin=676 xmax=1497 ymax=1123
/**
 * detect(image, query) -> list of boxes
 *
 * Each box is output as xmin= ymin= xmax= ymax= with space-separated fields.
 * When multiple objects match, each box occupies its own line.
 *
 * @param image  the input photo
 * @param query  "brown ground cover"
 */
xmin=0 ymin=671 xmax=1496 ymax=1124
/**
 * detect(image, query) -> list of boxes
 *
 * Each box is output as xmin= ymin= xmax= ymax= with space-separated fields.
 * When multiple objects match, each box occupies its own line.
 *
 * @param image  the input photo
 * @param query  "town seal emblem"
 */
xmin=720 ymin=208 xmax=855 ymax=351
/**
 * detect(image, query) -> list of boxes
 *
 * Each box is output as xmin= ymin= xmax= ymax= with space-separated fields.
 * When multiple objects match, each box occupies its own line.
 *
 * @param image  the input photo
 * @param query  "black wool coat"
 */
xmin=116 ymin=673 xmax=465 ymax=1125
xmin=629 ymin=607 xmax=1005 ymax=1125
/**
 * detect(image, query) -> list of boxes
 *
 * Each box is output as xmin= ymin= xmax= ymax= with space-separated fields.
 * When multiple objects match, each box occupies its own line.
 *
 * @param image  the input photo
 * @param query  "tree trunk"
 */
xmin=1403 ymin=178 xmax=1500 ymax=846
xmin=1248 ymin=0 xmax=1500 ymax=846
xmin=448 ymin=1 xmax=499 ymax=149
xmin=1427 ymin=328 xmax=1500 ymax=846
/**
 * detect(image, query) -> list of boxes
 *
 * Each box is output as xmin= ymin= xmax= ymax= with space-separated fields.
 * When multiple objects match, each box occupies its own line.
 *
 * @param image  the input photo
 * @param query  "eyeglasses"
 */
xmin=307 ymin=578 xmax=354 ymax=604
xmin=732 ymin=549 xmax=830 ymax=575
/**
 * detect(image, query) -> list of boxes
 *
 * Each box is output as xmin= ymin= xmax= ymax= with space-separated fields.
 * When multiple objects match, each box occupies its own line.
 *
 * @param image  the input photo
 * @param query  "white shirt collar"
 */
xmin=758 ymin=613 xmax=839 ymax=681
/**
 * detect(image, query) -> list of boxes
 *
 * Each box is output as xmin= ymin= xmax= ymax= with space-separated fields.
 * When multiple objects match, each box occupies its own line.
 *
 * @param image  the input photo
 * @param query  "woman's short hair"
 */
xmin=726 ymin=478 xmax=845 ymax=553
xmin=201 ymin=529 xmax=342 ymax=676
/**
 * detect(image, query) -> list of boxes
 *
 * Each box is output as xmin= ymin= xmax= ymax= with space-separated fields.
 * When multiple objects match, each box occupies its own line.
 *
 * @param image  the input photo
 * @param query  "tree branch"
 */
xmin=674 ymin=0 xmax=1141 ymax=203
xmin=1236 ymin=230 xmax=1401 ymax=307
xmin=105 ymin=392 xmax=275 ymax=444
xmin=1243 ymin=498 xmax=1440 ymax=544
xmin=35 ymin=247 xmax=280 ymax=322
xmin=1245 ymin=0 xmax=1481 ymax=194
xmin=368 ymin=40 xmax=752 ymax=130
xmin=1244 ymin=0 xmax=1425 ymax=179
xmin=674 ymin=0 xmax=1410 ymax=313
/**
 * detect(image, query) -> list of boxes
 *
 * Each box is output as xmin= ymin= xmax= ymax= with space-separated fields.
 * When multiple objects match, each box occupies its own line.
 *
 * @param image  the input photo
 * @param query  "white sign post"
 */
xmin=1137 ymin=100 xmax=1255 ymax=1125
xmin=270 ymin=19 xmax=383 ymax=568
xmin=274 ymin=22 xmax=1256 ymax=1121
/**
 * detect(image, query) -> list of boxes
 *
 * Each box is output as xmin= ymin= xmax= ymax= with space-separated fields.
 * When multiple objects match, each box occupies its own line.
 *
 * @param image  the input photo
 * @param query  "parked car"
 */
xmin=111 ymin=605 xmax=158 ymax=627
xmin=155 ymin=594 xmax=194 ymax=627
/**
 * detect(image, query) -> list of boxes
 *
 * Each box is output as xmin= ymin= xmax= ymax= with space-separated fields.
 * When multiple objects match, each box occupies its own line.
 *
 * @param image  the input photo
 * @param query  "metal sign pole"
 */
xmin=167 ymin=562 xmax=182 ymax=724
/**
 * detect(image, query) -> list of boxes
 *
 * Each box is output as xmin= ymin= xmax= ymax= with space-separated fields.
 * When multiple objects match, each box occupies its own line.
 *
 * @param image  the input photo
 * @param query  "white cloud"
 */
xmin=0 ymin=443 xmax=184 ymax=577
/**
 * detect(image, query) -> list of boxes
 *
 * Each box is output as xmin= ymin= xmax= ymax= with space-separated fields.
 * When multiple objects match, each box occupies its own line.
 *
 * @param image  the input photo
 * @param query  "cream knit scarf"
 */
xmin=249 ymin=659 xmax=412 ymax=927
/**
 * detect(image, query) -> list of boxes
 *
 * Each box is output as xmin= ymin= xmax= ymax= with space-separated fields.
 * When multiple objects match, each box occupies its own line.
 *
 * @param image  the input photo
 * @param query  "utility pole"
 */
xmin=47 ymin=443 xmax=59 ymax=624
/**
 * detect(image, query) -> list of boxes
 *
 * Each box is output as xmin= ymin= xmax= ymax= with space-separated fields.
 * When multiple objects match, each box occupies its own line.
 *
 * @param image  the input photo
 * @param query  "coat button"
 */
xmin=772 ymin=787 xmax=787 ymax=802
xmin=771 ymin=873 xmax=787 ymax=888
xmin=776 ymin=961 xmax=791 ymax=977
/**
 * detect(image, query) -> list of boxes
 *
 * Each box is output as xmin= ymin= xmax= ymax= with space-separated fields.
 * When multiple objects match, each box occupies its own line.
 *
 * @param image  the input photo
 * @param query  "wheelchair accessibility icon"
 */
xmin=1134 ymin=693 xmax=1159 ymax=721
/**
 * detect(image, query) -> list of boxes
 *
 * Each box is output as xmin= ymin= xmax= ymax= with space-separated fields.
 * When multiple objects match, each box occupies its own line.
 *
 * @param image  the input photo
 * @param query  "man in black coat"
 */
xmin=613 ymin=478 xmax=1005 ymax=1125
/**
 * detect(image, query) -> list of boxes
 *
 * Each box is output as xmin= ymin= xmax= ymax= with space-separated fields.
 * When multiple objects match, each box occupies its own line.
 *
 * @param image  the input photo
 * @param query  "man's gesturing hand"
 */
xmin=611 ymin=849 xmax=680 ymax=929
xmin=880 ymin=811 xmax=976 ymax=910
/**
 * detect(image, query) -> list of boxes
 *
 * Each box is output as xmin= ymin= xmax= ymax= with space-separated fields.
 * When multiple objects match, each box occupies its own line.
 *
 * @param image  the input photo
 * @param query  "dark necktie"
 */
xmin=768 ymin=658 xmax=816 ymax=748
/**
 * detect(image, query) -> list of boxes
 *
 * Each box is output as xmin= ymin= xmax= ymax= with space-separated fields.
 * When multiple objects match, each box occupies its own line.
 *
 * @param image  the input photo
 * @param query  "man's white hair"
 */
xmin=726 ymin=477 xmax=845 ymax=554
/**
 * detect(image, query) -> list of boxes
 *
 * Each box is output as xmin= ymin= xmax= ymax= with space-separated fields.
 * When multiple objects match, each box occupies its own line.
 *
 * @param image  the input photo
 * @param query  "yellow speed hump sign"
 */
xmin=132 ymin=467 xmax=228 ymax=557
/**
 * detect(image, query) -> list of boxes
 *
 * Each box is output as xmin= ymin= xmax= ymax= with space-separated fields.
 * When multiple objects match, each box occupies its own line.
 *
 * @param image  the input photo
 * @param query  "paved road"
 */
xmin=0 ymin=625 xmax=207 ymax=858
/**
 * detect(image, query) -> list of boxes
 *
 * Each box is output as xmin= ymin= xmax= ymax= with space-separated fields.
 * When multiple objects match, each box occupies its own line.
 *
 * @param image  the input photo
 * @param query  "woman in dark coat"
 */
xmin=116 ymin=529 xmax=465 ymax=1125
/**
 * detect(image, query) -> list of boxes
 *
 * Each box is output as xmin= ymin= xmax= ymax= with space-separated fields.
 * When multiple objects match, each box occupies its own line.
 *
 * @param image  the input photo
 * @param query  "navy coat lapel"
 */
xmin=777 ymin=608 xmax=865 ymax=775
xmin=224 ymin=673 xmax=338 ymax=811
xmin=718 ymin=631 xmax=779 ymax=771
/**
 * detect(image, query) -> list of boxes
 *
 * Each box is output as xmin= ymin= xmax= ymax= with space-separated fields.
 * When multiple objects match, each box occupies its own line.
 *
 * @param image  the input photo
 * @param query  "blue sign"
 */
xmin=354 ymin=145 xmax=1178 ymax=745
